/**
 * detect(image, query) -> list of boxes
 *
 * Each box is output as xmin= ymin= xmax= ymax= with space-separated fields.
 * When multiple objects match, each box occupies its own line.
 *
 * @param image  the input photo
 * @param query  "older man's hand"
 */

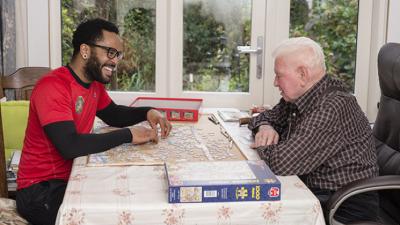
xmin=251 ymin=125 xmax=279 ymax=148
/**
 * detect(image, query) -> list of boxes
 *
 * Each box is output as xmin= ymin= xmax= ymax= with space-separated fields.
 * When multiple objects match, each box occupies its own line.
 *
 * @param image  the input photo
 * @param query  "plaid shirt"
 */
xmin=249 ymin=75 xmax=378 ymax=190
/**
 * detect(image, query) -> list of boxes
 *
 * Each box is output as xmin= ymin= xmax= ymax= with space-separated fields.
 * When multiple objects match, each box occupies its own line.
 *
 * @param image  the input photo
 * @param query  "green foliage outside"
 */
xmin=183 ymin=1 xmax=250 ymax=92
xmin=61 ymin=0 xmax=358 ymax=92
xmin=61 ymin=0 xmax=155 ymax=91
xmin=61 ymin=0 xmax=76 ymax=67
xmin=182 ymin=2 xmax=224 ymax=91
xmin=290 ymin=0 xmax=359 ymax=91
xmin=119 ymin=7 xmax=155 ymax=91
xmin=61 ymin=0 xmax=250 ymax=92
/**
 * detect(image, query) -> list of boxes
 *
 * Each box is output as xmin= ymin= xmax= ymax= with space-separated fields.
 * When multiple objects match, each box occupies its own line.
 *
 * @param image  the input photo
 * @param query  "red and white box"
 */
xmin=130 ymin=97 xmax=203 ymax=122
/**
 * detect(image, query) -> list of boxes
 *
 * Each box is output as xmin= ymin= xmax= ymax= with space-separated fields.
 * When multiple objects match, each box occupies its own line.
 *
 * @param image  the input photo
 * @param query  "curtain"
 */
xmin=0 ymin=0 xmax=16 ymax=76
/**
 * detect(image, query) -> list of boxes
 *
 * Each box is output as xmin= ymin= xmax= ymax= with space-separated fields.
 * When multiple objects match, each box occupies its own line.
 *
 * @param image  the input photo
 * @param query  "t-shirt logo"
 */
xmin=75 ymin=96 xmax=84 ymax=114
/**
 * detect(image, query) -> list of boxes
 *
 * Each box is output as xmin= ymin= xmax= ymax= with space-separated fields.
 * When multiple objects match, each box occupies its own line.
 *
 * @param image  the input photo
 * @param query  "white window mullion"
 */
xmin=263 ymin=0 xmax=290 ymax=107
xmin=49 ymin=0 xmax=62 ymax=69
xmin=169 ymin=0 xmax=184 ymax=99
xmin=27 ymin=0 xmax=50 ymax=67
xmin=155 ymin=0 xmax=168 ymax=97
xmin=365 ymin=0 xmax=388 ymax=121
xmin=355 ymin=0 xmax=388 ymax=121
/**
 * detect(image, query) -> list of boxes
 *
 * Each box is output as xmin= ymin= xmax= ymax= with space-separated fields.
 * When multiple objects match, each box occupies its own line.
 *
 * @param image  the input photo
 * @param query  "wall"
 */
xmin=17 ymin=0 xmax=49 ymax=67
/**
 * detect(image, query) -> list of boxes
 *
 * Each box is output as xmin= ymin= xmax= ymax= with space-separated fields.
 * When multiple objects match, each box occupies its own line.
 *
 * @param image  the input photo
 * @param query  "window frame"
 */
xmin=168 ymin=0 xmax=267 ymax=109
xmin=36 ymin=0 xmax=389 ymax=120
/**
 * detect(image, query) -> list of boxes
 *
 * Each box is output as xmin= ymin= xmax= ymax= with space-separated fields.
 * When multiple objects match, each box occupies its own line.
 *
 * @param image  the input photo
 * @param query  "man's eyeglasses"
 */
xmin=86 ymin=43 xmax=124 ymax=60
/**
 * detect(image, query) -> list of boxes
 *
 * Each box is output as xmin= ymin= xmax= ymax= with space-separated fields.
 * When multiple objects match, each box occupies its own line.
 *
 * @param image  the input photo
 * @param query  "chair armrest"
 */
xmin=326 ymin=175 xmax=400 ymax=225
xmin=347 ymin=222 xmax=387 ymax=225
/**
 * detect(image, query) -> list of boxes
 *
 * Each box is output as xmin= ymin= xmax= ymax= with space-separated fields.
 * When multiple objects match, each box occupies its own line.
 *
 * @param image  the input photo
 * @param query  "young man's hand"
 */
xmin=130 ymin=126 xmax=158 ymax=144
xmin=146 ymin=109 xmax=172 ymax=138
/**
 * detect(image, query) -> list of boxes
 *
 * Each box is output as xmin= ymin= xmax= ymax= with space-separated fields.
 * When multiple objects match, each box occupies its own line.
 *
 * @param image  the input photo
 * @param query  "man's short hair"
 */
xmin=72 ymin=18 xmax=119 ymax=57
xmin=272 ymin=37 xmax=326 ymax=72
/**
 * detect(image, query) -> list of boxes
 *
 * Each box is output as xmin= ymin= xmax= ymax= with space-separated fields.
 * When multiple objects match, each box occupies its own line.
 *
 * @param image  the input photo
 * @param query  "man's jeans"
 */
xmin=16 ymin=179 xmax=67 ymax=225
xmin=311 ymin=187 xmax=379 ymax=224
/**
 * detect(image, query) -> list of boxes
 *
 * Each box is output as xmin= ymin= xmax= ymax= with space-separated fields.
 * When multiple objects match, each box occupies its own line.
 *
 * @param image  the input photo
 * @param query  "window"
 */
xmin=61 ymin=0 xmax=266 ymax=108
xmin=289 ymin=0 xmax=359 ymax=91
xmin=182 ymin=0 xmax=251 ymax=92
xmin=170 ymin=0 xmax=266 ymax=108
xmin=61 ymin=0 xmax=156 ymax=92
xmin=51 ymin=0 xmax=383 ymax=116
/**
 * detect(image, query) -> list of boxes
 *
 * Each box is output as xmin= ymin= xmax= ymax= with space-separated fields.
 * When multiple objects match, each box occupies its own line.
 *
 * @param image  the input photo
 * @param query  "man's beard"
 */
xmin=84 ymin=54 xmax=112 ymax=84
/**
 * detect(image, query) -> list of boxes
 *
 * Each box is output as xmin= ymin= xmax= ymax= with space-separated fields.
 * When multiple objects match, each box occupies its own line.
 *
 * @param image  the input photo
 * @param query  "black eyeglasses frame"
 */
xmin=86 ymin=43 xmax=124 ymax=60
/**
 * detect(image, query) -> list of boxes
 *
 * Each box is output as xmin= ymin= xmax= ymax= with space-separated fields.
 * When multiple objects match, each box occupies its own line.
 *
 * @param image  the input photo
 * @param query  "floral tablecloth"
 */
xmin=56 ymin=116 xmax=325 ymax=225
xmin=56 ymin=156 xmax=325 ymax=225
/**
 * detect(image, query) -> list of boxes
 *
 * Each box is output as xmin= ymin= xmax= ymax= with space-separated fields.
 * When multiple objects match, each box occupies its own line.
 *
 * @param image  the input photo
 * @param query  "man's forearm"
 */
xmin=44 ymin=121 xmax=132 ymax=159
xmin=248 ymin=100 xmax=289 ymax=134
xmin=96 ymin=101 xmax=153 ymax=127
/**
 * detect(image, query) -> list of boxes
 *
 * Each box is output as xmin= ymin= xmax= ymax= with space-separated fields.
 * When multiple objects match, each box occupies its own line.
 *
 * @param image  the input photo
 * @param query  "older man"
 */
xmin=249 ymin=37 xmax=378 ymax=223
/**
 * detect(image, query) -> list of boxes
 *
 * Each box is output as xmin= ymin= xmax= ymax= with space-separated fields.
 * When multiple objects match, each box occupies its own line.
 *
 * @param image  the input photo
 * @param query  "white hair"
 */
xmin=272 ymin=37 xmax=326 ymax=72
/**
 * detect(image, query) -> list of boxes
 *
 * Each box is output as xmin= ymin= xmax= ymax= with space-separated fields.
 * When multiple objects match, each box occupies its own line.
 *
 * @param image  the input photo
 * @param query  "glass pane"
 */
xmin=61 ymin=0 xmax=156 ymax=92
xmin=290 ymin=0 xmax=359 ymax=91
xmin=183 ymin=0 xmax=252 ymax=92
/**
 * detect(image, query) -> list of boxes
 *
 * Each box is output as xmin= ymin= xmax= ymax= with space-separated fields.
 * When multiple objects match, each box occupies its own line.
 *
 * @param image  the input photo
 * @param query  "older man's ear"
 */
xmin=297 ymin=66 xmax=309 ymax=87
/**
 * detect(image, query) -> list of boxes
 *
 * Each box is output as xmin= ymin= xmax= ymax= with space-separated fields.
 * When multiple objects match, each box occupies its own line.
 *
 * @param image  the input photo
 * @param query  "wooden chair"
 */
xmin=0 ymin=67 xmax=51 ymax=197
xmin=0 ymin=67 xmax=50 ymax=225
xmin=1 ymin=67 xmax=51 ymax=100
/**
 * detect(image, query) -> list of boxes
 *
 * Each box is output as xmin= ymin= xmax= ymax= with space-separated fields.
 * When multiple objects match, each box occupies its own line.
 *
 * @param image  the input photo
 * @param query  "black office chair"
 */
xmin=325 ymin=43 xmax=400 ymax=225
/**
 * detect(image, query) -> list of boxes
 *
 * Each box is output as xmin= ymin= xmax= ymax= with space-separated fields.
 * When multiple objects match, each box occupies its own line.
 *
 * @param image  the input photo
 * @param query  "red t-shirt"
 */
xmin=17 ymin=66 xmax=111 ymax=189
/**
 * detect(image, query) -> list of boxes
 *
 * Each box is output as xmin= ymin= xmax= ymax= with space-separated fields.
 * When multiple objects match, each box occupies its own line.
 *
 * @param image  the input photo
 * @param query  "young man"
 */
xmin=249 ymin=37 xmax=379 ymax=223
xmin=16 ymin=18 xmax=172 ymax=225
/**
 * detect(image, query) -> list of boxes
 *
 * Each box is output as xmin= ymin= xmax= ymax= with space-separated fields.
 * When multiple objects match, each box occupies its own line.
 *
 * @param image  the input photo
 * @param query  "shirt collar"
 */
xmin=66 ymin=65 xmax=91 ymax=89
xmin=292 ymin=75 xmax=329 ymax=115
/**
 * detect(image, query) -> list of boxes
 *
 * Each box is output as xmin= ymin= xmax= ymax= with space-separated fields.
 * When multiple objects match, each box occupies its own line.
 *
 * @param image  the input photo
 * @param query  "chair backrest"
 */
xmin=0 ymin=67 xmax=50 ymax=197
xmin=372 ymin=42 xmax=400 ymax=222
xmin=373 ymin=43 xmax=400 ymax=175
xmin=1 ymin=101 xmax=29 ymax=161
xmin=1 ymin=67 xmax=51 ymax=100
